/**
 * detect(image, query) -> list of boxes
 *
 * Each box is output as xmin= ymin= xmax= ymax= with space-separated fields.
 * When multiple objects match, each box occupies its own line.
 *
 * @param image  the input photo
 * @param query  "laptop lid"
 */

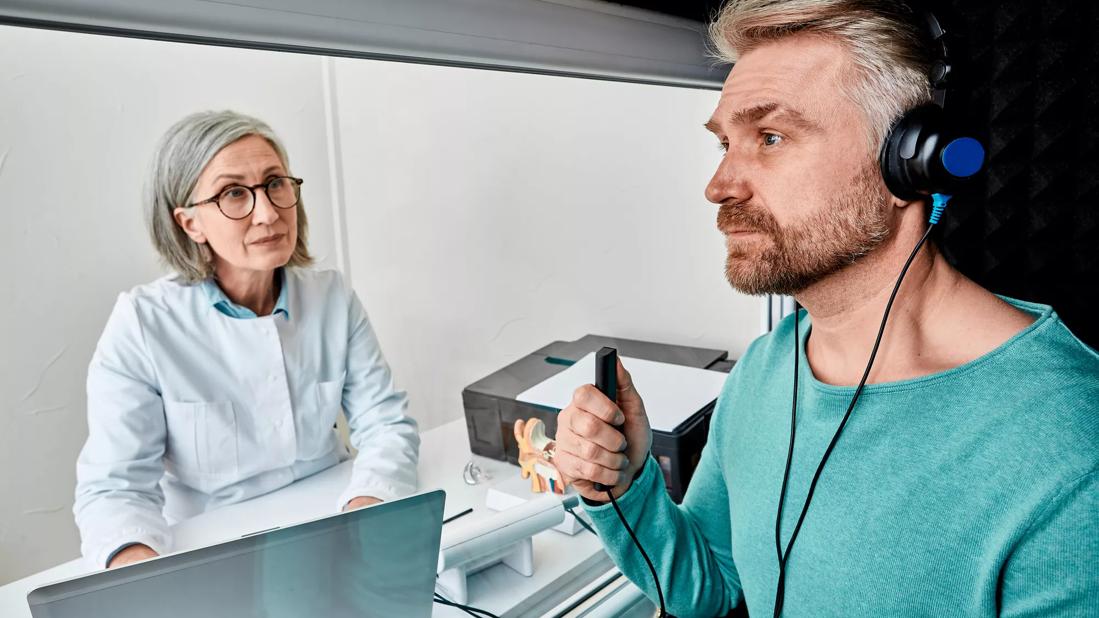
xmin=28 ymin=490 xmax=445 ymax=618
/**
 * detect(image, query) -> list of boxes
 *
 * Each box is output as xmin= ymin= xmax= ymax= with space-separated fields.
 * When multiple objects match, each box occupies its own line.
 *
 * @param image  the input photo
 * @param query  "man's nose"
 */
xmin=704 ymin=150 xmax=750 ymax=206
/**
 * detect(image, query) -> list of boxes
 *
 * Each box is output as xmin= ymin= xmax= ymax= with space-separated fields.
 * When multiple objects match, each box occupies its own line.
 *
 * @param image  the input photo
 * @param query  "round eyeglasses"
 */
xmin=189 ymin=176 xmax=304 ymax=220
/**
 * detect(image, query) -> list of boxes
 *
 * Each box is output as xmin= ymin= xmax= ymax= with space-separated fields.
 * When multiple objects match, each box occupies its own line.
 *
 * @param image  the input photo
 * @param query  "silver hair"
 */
xmin=708 ymin=0 xmax=934 ymax=153
xmin=145 ymin=110 xmax=313 ymax=282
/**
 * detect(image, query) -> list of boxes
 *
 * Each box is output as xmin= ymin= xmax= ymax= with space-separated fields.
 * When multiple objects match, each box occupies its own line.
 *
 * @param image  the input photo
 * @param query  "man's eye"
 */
xmin=717 ymin=141 xmax=729 ymax=152
xmin=762 ymin=133 xmax=783 ymax=147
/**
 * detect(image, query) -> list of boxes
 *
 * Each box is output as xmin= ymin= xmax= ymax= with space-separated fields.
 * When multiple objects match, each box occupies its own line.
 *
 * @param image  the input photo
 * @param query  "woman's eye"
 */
xmin=223 ymin=187 xmax=248 ymax=199
xmin=762 ymin=133 xmax=783 ymax=147
xmin=717 ymin=141 xmax=729 ymax=152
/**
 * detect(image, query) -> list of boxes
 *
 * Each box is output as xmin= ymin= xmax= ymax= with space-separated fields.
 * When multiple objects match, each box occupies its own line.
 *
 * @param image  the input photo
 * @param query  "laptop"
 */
xmin=28 ymin=490 xmax=445 ymax=618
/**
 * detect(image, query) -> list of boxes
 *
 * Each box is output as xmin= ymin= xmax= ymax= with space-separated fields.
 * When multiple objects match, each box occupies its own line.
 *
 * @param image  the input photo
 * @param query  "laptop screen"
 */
xmin=28 ymin=490 xmax=445 ymax=618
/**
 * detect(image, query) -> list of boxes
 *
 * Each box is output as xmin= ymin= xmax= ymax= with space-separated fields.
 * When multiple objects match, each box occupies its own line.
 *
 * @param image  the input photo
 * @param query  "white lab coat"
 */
xmin=73 ymin=267 xmax=420 ymax=568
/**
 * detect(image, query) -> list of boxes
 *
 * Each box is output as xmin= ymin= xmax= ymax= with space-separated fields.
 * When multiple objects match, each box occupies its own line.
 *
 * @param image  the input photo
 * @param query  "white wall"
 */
xmin=333 ymin=59 xmax=760 ymax=430
xmin=0 ymin=25 xmax=338 ymax=585
xmin=0 ymin=25 xmax=757 ymax=585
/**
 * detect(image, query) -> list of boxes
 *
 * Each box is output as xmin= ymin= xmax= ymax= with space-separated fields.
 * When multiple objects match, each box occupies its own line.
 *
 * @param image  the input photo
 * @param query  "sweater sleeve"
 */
xmin=583 ymin=439 xmax=743 ymax=617
xmin=1000 ymin=468 xmax=1099 ymax=617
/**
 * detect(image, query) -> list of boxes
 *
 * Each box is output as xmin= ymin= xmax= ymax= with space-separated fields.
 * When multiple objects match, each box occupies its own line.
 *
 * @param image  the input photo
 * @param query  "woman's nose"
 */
xmin=251 ymin=190 xmax=279 ymax=224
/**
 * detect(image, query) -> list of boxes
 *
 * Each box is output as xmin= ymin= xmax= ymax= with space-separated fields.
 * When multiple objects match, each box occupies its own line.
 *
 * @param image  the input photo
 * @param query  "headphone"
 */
xmin=878 ymin=4 xmax=986 ymax=205
xmin=773 ymin=5 xmax=988 ymax=617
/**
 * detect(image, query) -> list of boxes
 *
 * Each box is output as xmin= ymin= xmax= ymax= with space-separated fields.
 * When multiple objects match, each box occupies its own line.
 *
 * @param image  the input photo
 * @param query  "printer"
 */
xmin=461 ymin=334 xmax=734 ymax=502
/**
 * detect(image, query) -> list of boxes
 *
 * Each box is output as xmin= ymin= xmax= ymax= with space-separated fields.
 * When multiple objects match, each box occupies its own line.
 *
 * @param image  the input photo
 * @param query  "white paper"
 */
xmin=515 ymin=353 xmax=728 ymax=433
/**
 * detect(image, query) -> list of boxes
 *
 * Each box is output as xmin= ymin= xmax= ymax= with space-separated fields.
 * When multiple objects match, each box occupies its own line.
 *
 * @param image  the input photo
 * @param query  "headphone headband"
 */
xmin=878 ymin=2 xmax=985 ymax=201
xmin=918 ymin=6 xmax=951 ymax=107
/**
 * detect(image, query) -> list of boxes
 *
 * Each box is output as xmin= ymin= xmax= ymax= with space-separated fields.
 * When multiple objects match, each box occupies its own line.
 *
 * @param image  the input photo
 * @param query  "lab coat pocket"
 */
xmin=302 ymin=376 xmax=344 ymax=460
xmin=163 ymin=399 xmax=239 ymax=486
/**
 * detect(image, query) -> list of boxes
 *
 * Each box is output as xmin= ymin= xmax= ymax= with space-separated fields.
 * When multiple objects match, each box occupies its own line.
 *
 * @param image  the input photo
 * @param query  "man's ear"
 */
xmin=889 ymin=193 xmax=926 ymax=211
xmin=173 ymin=207 xmax=207 ymax=244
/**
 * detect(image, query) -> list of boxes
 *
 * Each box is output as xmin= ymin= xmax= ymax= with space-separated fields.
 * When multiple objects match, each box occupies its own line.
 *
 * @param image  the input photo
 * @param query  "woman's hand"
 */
xmin=107 ymin=544 xmax=159 ymax=569
xmin=342 ymin=496 xmax=383 ymax=511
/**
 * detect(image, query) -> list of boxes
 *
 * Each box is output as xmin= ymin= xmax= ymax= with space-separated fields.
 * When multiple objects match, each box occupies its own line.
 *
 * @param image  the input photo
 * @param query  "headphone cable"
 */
xmin=605 ymin=488 xmax=667 ymax=617
xmin=432 ymin=591 xmax=500 ymax=618
xmin=772 ymin=219 xmax=939 ymax=617
xmin=565 ymin=503 xmax=599 ymax=537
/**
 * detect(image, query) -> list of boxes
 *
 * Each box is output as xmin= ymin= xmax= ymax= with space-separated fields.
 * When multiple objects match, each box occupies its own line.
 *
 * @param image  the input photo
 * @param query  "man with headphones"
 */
xmin=551 ymin=1 xmax=1099 ymax=616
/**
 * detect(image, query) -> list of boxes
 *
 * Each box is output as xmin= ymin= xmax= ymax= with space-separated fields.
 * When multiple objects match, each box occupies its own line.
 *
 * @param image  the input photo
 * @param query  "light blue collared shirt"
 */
xmin=201 ymin=269 xmax=290 ymax=320
xmin=74 ymin=268 xmax=420 ymax=568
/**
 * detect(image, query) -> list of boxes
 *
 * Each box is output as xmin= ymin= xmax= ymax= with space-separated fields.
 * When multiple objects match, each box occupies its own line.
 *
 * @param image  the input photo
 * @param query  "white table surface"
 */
xmin=0 ymin=419 xmax=613 ymax=618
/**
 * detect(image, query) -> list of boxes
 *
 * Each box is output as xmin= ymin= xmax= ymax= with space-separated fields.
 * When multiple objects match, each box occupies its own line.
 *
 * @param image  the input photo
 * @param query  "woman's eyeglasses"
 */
xmin=189 ymin=176 xmax=303 ymax=220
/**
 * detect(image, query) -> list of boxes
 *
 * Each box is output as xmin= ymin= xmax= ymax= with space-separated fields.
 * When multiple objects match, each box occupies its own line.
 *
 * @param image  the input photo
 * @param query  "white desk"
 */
xmin=0 ymin=419 xmax=637 ymax=617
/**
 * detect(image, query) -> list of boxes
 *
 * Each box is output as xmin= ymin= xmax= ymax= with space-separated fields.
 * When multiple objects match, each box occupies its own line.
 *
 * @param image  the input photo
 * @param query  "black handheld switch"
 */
xmin=591 ymin=346 xmax=667 ymax=617
xmin=593 ymin=346 xmax=619 ymax=493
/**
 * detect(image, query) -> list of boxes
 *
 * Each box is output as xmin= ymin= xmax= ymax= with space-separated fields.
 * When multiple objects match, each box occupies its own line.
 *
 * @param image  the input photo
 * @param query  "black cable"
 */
xmin=606 ymin=489 xmax=667 ymax=618
xmin=774 ymin=308 xmax=800 ymax=570
xmin=772 ymin=223 xmax=937 ymax=617
xmin=433 ymin=595 xmax=480 ymax=618
xmin=565 ymin=503 xmax=598 ymax=537
xmin=432 ymin=592 xmax=500 ymax=618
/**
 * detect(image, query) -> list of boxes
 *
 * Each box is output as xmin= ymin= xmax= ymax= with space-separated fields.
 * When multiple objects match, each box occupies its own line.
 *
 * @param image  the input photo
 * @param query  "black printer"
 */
xmin=461 ymin=334 xmax=734 ymax=502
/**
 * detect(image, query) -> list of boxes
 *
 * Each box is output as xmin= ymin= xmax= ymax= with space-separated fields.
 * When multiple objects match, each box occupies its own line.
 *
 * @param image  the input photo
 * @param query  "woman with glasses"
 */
xmin=73 ymin=110 xmax=419 ymax=569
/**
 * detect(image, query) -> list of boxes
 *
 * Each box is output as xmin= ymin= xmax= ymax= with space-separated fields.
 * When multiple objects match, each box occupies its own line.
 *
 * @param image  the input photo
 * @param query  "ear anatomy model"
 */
xmin=514 ymin=418 xmax=569 ymax=495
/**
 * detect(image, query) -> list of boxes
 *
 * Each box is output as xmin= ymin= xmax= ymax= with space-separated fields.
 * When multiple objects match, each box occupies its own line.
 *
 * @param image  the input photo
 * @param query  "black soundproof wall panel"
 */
xmin=934 ymin=0 xmax=1099 ymax=350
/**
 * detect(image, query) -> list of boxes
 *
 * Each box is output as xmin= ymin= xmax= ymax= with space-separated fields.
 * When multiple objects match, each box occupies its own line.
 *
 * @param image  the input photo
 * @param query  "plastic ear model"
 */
xmin=514 ymin=418 xmax=569 ymax=495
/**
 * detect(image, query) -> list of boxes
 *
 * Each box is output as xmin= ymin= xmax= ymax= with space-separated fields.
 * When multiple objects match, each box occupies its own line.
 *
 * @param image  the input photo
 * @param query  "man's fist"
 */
xmin=554 ymin=358 xmax=652 ymax=502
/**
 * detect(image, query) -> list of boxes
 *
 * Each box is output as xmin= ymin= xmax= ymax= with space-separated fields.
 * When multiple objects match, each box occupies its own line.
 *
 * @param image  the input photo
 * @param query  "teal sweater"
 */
xmin=585 ymin=298 xmax=1099 ymax=617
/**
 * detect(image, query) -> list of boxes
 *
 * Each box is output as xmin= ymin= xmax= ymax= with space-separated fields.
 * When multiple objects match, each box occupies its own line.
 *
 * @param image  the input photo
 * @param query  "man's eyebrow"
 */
xmin=704 ymin=101 xmax=823 ymax=134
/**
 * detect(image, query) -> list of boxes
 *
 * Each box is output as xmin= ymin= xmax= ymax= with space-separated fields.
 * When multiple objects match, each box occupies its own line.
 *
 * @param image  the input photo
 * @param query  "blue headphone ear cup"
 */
xmin=879 ymin=104 xmax=944 ymax=200
xmin=880 ymin=103 xmax=986 ymax=200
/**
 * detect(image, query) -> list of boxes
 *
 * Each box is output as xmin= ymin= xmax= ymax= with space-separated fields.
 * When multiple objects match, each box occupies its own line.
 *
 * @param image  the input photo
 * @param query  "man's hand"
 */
xmin=555 ymin=358 xmax=652 ymax=503
xmin=342 ymin=496 xmax=383 ymax=511
xmin=107 ymin=544 xmax=158 ymax=569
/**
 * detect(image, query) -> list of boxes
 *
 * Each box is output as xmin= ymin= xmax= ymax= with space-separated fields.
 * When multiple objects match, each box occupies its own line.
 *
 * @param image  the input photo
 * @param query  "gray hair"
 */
xmin=708 ymin=0 xmax=934 ymax=153
xmin=145 ymin=110 xmax=313 ymax=282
